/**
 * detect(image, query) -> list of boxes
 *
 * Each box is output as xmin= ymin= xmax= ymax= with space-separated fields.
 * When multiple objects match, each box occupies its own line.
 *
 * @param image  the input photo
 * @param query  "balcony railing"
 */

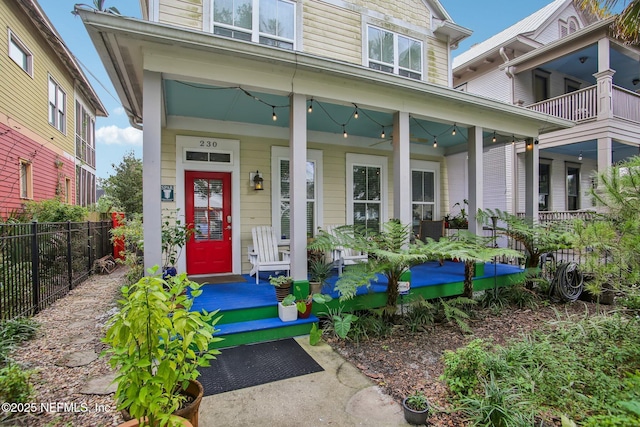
xmin=517 ymin=210 xmax=598 ymax=223
xmin=527 ymin=85 xmax=640 ymax=124
xmin=613 ymin=86 xmax=640 ymax=123
xmin=527 ymin=86 xmax=597 ymax=122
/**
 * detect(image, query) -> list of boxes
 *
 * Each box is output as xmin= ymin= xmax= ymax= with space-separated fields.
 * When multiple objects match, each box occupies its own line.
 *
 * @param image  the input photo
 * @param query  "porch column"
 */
xmin=596 ymin=38 xmax=615 ymax=120
xmin=289 ymin=93 xmax=307 ymax=282
xmin=392 ymin=111 xmax=411 ymax=231
xmin=467 ymin=126 xmax=483 ymax=235
xmin=142 ymin=70 xmax=162 ymax=273
xmin=524 ymin=138 xmax=539 ymax=222
xmin=597 ymin=137 xmax=613 ymax=172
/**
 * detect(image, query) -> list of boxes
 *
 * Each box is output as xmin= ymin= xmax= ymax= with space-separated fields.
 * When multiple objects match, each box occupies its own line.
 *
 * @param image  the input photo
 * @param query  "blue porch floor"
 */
xmin=190 ymin=260 xmax=523 ymax=313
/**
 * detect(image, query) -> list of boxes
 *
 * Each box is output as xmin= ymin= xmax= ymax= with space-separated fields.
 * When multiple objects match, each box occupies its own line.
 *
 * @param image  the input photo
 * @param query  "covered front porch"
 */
xmin=191 ymin=260 xmax=524 ymax=348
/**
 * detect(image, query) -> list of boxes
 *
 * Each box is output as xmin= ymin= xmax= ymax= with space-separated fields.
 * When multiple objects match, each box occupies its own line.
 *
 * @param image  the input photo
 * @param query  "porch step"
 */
xmin=213 ymin=315 xmax=318 ymax=349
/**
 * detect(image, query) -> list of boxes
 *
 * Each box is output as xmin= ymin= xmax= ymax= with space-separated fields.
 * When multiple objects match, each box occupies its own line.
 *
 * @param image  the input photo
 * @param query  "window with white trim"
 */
xmin=213 ymin=0 xmax=295 ymax=50
xmin=48 ymin=76 xmax=66 ymax=133
xmin=347 ymin=154 xmax=387 ymax=234
xmin=411 ymin=160 xmax=440 ymax=237
xmin=19 ymin=159 xmax=32 ymax=199
xmin=271 ymin=147 xmax=323 ymax=242
xmin=76 ymin=165 xmax=96 ymax=207
xmin=367 ymin=26 xmax=422 ymax=80
xmin=559 ymin=16 xmax=579 ymax=38
xmin=8 ymin=31 xmax=33 ymax=75
xmin=75 ymin=101 xmax=95 ymax=167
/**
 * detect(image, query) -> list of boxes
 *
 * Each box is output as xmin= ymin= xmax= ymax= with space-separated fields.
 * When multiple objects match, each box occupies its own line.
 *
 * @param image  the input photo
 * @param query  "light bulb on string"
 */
xmin=512 ymin=135 xmax=515 ymax=144
xmin=343 ymin=125 xmax=348 ymax=138
xmin=433 ymin=137 xmax=438 ymax=148
xmin=578 ymin=151 xmax=583 ymax=161
xmin=492 ymin=131 xmax=497 ymax=143
xmin=308 ymin=99 xmax=313 ymax=113
xmin=452 ymin=125 xmax=456 ymax=136
xmin=354 ymin=107 xmax=359 ymax=119
xmin=272 ymin=107 xmax=277 ymax=121
xmin=381 ymin=127 xmax=385 ymax=139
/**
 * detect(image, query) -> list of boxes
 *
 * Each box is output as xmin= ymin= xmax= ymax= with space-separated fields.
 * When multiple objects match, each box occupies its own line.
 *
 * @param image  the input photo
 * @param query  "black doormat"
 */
xmin=197 ymin=338 xmax=324 ymax=396
xmin=189 ymin=274 xmax=246 ymax=284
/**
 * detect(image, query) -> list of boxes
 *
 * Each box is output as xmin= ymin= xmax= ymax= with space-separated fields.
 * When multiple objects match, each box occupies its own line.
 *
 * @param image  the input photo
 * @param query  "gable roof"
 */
xmin=14 ymin=0 xmax=107 ymax=117
xmin=452 ymin=0 xmax=569 ymax=70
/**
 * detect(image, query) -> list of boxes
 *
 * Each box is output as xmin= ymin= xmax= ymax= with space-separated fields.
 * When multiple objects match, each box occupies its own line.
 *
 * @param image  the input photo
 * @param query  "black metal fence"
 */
xmin=0 ymin=220 xmax=113 ymax=320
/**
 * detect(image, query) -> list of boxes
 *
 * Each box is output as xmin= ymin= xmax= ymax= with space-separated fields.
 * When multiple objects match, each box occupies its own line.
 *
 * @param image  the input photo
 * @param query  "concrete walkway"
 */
xmin=199 ymin=337 xmax=410 ymax=426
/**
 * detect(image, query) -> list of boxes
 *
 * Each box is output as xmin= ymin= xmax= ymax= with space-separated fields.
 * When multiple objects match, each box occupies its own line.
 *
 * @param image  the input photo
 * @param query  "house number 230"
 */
xmin=199 ymin=140 xmax=218 ymax=148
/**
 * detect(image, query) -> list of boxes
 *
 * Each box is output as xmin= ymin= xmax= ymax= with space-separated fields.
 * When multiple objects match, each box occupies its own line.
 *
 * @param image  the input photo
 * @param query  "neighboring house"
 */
xmin=0 ymin=0 xmax=107 ymax=219
xmin=452 ymin=0 xmax=640 ymax=215
xmin=76 ymin=0 xmax=571 ymax=279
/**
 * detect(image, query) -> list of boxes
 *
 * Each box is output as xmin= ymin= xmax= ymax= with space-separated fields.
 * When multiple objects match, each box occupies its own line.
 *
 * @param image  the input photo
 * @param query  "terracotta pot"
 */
xmin=298 ymin=300 xmax=312 ymax=319
xmin=275 ymin=284 xmax=291 ymax=302
xmin=309 ymin=281 xmax=323 ymax=295
xmin=121 ymin=380 xmax=204 ymax=427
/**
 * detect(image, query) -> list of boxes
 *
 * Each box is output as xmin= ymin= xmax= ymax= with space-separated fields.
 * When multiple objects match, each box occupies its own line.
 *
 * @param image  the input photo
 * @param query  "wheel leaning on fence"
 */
xmin=549 ymin=261 xmax=584 ymax=302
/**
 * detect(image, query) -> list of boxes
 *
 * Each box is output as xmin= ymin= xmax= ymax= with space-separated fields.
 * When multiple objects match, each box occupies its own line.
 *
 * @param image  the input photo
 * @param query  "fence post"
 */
xmin=87 ymin=220 xmax=92 ymax=274
xmin=67 ymin=221 xmax=73 ymax=290
xmin=31 ymin=221 xmax=39 ymax=315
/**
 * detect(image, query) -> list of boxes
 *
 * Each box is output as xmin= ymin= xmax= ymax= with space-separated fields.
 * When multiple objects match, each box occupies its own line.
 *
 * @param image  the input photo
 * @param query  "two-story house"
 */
xmin=0 ymin=0 xmax=107 ymax=218
xmin=76 ymin=0 xmax=572 ymax=280
xmin=452 ymin=0 xmax=640 ymax=216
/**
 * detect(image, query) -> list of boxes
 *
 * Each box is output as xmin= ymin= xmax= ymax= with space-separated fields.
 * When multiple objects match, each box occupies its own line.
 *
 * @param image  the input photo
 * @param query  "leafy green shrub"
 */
xmin=0 ymin=318 xmax=39 ymax=365
xmin=0 ymin=362 xmax=33 ymax=403
xmin=23 ymin=199 xmax=88 ymax=222
xmin=110 ymin=215 xmax=144 ymax=285
xmin=347 ymin=309 xmax=391 ymax=343
xmin=405 ymin=295 xmax=436 ymax=332
xmin=436 ymin=296 xmax=476 ymax=334
xmin=441 ymin=338 xmax=493 ymax=396
xmin=319 ymin=306 xmax=359 ymax=340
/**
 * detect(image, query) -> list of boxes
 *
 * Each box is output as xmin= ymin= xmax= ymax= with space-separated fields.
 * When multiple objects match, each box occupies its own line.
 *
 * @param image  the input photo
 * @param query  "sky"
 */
xmin=38 ymin=0 xmax=596 ymax=180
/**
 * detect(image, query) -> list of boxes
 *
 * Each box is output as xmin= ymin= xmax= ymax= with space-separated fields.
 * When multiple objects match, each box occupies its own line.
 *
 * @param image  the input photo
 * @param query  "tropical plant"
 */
xmin=102 ymin=268 xmax=222 ymax=427
xmin=268 ymin=275 xmax=293 ymax=287
xmin=308 ymin=258 xmax=332 ymax=285
xmin=22 ymin=198 xmax=88 ymax=222
xmin=73 ymin=0 xmax=121 ymax=14
xmin=161 ymin=209 xmax=195 ymax=270
xmin=577 ymin=0 xmax=640 ymax=44
xmin=110 ymin=214 xmax=144 ymax=284
xmin=319 ymin=306 xmax=359 ymax=340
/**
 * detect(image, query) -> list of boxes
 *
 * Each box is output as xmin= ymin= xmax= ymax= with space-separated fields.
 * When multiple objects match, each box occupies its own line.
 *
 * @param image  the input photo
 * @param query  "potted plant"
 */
xmin=293 ymin=284 xmax=333 ymax=319
xmin=278 ymin=294 xmax=298 ymax=322
xmin=102 ymin=267 xmax=223 ymax=427
xmin=402 ymin=390 xmax=429 ymax=425
xmin=269 ymin=275 xmax=293 ymax=302
xmin=308 ymin=258 xmax=332 ymax=294
xmin=161 ymin=210 xmax=195 ymax=278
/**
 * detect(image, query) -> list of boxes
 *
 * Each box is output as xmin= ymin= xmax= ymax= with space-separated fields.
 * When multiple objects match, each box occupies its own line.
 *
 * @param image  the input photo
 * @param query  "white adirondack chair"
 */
xmin=248 ymin=226 xmax=291 ymax=284
xmin=324 ymin=225 xmax=368 ymax=275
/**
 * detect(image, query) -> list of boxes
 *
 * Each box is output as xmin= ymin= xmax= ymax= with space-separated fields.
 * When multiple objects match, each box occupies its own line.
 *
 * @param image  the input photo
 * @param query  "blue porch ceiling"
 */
xmin=163 ymin=80 xmax=516 ymax=148
xmin=544 ymin=140 xmax=639 ymax=163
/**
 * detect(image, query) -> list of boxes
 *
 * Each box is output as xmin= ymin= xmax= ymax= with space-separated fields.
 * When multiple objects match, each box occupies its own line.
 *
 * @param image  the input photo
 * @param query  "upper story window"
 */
xmin=367 ymin=26 xmax=422 ymax=80
xmin=213 ymin=0 xmax=295 ymax=50
xmin=75 ymin=101 xmax=95 ymax=167
xmin=8 ymin=31 xmax=33 ymax=76
xmin=559 ymin=17 xmax=579 ymax=38
xmin=48 ymin=76 xmax=66 ymax=133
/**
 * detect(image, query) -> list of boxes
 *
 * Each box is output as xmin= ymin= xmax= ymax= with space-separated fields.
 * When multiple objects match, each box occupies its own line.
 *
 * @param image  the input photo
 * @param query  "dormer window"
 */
xmin=367 ymin=26 xmax=422 ymax=80
xmin=213 ymin=0 xmax=295 ymax=50
xmin=559 ymin=16 xmax=579 ymax=38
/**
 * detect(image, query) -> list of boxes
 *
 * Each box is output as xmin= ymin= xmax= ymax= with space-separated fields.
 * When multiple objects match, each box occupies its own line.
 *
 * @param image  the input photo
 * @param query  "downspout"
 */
xmin=129 ymin=116 xmax=143 ymax=131
xmin=500 ymin=47 xmax=516 ymax=105
xmin=500 ymin=46 xmax=518 ymax=214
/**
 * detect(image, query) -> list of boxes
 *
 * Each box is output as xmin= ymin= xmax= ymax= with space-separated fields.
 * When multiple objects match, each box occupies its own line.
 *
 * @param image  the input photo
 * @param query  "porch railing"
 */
xmin=516 ymin=210 xmax=598 ymax=223
xmin=527 ymin=86 xmax=597 ymax=122
xmin=613 ymin=86 xmax=640 ymax=123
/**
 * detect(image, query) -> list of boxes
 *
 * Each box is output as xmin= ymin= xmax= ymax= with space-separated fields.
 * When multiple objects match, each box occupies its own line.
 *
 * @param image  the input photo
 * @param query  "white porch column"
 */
xmin=289 ymin=93 xmax=308 ymax=282
xmin=597 ymin=137 xmax=613 ymax=172
xmin=142 ymin=70 xmax=162 ymax=273
xmin=524 ymin=138 xmax=539 ymax=222
xmin=392 ymin=111 xmax=411 ymax=230
xmin=467 ymin=126 xmax=483 ymax=235
xmin=596 ymin=38 xmax=615 ymax=120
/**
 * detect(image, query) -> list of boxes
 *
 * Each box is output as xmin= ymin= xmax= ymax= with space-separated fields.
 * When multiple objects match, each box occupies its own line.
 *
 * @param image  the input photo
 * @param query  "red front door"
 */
xmin=185 ymin=171 xmax=232 ymax=275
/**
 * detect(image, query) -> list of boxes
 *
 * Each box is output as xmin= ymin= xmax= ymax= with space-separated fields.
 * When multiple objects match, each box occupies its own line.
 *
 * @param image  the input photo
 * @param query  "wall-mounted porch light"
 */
xmin=251 ymin=171 xmax=264 ymax=191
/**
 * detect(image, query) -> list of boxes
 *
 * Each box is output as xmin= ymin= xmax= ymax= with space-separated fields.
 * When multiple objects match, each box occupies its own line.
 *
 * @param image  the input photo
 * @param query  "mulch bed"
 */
xmin=326 ymin=300 xmax=608 ymax=427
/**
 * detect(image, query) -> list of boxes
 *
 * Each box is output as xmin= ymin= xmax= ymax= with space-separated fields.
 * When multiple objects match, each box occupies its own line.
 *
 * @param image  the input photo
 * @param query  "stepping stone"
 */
xmin=56 ymin=350 xmax=98 ymax=367
xmin=69 ymin=335 xmax=94 ymax=345
xmin=79 ymin=373 xmax=117 ymax=395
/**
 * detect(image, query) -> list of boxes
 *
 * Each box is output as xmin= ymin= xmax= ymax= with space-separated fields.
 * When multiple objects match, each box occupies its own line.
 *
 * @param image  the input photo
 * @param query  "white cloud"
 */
xmin=96 ymin=125 xmax=142 ymax=147
xmin=113 ymin=106 xmax=125 ymax=116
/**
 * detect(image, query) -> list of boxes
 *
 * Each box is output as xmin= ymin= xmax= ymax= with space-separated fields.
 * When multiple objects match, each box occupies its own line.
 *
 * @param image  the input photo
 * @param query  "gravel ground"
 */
xmin=5 ymin=268 xmax=126 ymax=427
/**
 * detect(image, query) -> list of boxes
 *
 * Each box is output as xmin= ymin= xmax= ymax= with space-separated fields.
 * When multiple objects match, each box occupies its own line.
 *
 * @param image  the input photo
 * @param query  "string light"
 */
xmin=512 ymin=135 xmax=515 ymax=144
xmin=492 ymin=131 xmax=497 ymax=143
xmin=433 ymin=137 xmax=437 ymax=148
xmin=354 ymin=107 xmax=359 ymax=119
xmin=272 ymin=107 xmax=277 ymax=121
xmin=578 ymin=151 xmax=583 ymax=161
xmin=381 ymin=127 xmax=385 ymax=139
xmin=308 ymin=98 xmax=313 ymax=113
xmin=343 ymin=125 xmax=348 ymax=138
xmin=452 ymin=125 xmax=456 ymax=136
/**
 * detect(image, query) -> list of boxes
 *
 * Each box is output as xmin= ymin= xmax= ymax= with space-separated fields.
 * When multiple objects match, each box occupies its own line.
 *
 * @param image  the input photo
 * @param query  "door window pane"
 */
xmin=193 ymin=179 xmax=223 ymax=241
